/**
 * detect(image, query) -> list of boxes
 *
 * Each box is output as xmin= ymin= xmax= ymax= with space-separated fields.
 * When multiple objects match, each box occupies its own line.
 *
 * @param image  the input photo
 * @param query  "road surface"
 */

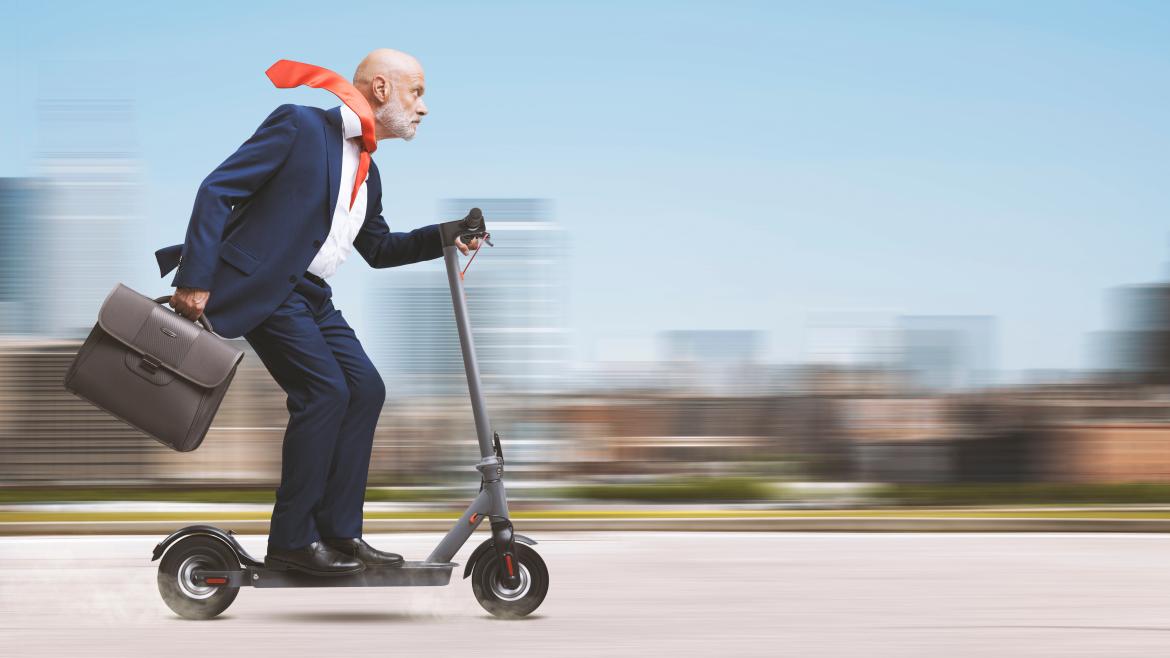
xmin=3 ymin=532 xmax=1170 ymax=657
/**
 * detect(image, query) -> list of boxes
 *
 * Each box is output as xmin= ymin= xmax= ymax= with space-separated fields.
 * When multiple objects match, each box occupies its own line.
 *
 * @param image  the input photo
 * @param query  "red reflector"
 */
xmin=505 ymin=555 xmax=514 ymax=577
xmin=469 ymin=513 xmax=478 ymax=524
xmin=206 ymin=577 xmax=227 ymax=585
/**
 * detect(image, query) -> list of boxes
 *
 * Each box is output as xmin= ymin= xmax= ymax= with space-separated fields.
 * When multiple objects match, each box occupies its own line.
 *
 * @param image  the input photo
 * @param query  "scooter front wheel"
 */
xmin=471 ymin=543 xmax=549 ymax=618
xmin=157 ymin=535 xmax=240 ymax=619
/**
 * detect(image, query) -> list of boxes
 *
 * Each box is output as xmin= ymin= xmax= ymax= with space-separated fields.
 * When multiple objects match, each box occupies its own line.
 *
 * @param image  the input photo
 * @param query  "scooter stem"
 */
xmin=442 ymin=244 xmax=495 ymax=460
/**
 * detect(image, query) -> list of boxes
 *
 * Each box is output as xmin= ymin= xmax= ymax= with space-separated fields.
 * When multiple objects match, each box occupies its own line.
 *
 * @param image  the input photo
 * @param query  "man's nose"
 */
xmin=417 ymin=100 xmax=428 ymax=116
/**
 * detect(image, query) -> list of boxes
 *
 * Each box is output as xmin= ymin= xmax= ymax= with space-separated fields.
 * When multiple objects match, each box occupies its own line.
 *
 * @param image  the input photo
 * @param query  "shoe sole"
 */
xmin=263 ymin=556 xmax=366 ymax=577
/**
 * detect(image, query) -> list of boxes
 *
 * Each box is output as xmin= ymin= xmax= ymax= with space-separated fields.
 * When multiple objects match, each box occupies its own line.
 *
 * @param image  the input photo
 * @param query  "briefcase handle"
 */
xmin=152 ymin=295 xmax=216 ymax=335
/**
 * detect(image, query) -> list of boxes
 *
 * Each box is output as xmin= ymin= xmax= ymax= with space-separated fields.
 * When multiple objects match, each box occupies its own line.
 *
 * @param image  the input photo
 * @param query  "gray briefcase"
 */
xmin=63 ymin=282 xmax=245 ymax=452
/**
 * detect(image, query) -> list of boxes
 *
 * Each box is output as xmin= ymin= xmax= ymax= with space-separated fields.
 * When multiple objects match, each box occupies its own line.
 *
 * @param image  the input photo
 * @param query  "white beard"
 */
xmin=376 ymin=100 xmax=416 ymax=141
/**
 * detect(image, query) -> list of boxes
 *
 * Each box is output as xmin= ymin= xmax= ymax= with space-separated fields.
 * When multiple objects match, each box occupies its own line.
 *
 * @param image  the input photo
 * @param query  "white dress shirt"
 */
xmin=306 ymin=104 xmax=369 ymax=279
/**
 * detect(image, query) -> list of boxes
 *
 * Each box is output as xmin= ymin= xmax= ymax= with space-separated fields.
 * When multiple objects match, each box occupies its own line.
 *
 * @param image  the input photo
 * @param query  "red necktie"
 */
xmin=265 ymin=59 xmax=377 ymax=210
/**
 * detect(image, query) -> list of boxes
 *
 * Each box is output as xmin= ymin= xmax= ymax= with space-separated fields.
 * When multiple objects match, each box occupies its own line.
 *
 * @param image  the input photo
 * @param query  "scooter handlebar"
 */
xmin=439 ymin=208 xmax=490 ymax=248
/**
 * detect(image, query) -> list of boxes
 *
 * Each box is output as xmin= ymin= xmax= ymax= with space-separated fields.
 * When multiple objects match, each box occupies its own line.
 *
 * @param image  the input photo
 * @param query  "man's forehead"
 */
xmin=404 ymin=69 xmax=425 ymax=89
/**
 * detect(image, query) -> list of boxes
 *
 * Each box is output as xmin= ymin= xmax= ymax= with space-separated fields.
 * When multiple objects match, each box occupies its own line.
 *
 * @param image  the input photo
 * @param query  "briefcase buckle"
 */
xmin=140 ymin=354 xmax=162 ymax=373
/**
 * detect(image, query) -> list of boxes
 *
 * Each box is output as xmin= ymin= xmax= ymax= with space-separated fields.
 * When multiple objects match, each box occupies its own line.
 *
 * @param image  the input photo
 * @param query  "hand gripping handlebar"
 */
xmin=439 ymin=208 xmax=492 ymax=248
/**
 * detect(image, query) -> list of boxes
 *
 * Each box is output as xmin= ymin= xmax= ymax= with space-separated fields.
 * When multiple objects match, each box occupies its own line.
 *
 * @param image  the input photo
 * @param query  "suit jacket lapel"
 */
xmin=324 ymin=106 xmax=342 ymax=223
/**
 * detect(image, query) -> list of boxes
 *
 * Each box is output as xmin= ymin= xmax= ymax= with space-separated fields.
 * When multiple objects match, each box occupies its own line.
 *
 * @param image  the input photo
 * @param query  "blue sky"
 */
xmin=3 ymin=1 xmax=1169 ymax=371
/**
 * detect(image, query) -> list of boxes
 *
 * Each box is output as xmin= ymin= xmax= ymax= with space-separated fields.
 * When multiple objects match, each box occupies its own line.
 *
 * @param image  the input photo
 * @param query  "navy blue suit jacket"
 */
xmin=155 ymin=104 xmax=442 ymax=339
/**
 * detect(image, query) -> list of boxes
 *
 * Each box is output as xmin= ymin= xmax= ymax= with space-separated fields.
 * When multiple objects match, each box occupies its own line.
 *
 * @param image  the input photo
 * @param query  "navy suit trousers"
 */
xmin=244 ymin=273 xmax=385 ymax=550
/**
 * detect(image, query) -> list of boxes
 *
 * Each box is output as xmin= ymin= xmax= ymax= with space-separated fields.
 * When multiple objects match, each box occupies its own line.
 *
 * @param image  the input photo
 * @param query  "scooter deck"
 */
xmin=192 ymin=561 xmax=457 ymax=589
xmin=251 ymin=561 xmax=457 ymax=588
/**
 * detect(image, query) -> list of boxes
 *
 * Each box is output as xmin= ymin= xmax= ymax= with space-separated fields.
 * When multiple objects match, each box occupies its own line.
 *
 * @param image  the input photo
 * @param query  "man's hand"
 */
xmin=454 ymin=236 xmax=481 ymax=256
xmin=170 ymin=287 xmax=210 ymax=322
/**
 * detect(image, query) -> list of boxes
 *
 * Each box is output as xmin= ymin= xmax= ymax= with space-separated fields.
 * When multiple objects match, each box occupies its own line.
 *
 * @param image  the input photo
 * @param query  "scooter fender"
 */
xmin=462 ymin=533 xmax=537 ymax=579
xmin=151 ymin=524 xmax=262 ymax=566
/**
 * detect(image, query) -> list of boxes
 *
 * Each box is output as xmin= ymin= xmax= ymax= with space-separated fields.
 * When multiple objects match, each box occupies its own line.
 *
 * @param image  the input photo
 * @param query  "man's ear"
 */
xmin=373 ymin=74 xmax=393 ymax=103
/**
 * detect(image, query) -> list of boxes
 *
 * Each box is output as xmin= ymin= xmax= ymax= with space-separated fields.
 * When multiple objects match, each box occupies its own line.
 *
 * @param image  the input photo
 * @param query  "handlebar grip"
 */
xmin=463 ymin=207 xmax=484 ymax=232
xmin=439 ymin=208 xmax=488 ymax=247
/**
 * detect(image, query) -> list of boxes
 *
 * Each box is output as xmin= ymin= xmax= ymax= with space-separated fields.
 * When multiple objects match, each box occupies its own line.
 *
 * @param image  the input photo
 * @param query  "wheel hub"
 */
xmin=490 ymin=563 xmax=531 ymax=601
xmin=177 ymin=556 xmax=217 ymax=600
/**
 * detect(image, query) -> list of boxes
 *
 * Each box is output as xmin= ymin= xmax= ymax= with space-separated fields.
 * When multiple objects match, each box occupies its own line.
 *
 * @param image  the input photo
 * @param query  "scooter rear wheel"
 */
xmin=471 ymin=543 xmax=548 ymax=618
xmin=157 ymin=535 xmax=240 ymax=620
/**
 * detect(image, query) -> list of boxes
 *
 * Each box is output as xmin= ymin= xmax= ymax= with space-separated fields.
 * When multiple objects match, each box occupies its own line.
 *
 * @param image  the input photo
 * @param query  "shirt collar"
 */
xmin=339 ymin=104 xmax=364 ymax=140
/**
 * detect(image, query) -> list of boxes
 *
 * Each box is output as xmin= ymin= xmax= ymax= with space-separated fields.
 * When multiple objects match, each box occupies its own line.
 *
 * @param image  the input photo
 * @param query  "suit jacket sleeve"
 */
xmin=172 ymin=104 xmax=301 ymax=289
xmin=354 ymin=178 xmax=443 ymax=269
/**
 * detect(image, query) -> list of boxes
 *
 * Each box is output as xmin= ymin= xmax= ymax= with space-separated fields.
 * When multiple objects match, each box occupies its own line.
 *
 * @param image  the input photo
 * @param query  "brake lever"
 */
xmin=463 ymin=231 xmax=493 ymax=248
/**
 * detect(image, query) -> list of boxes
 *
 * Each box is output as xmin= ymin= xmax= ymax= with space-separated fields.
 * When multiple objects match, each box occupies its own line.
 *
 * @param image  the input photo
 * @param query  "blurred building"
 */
xmin=805 ymin=310 xmax=899 ymax=368
xmin=37 ymin=96 xmax=140 ymax=338
xmin=656 ymin=329 xmax=771 ymax=395
xmin=660 ymin=330 xmax=763 ymax=362
xmin=1095 ymin=283 xmax=1170 ymax=385
xmin=804 ymin=312 xmax=997 ymax=392
xmin=0 ymin=178 xmax=49 ymax=335
xmin=368 ymin=198 xmax=570 ymax=399
xmin=541 ymin=392 xmax=784 ymax=478
xmin=897 ymin=315 xmax=997 ymax=391
xmin=368 ymin=270 xmax=464 ymax=398
xmin=1041 ymin=421 xmax=1170 ymax=483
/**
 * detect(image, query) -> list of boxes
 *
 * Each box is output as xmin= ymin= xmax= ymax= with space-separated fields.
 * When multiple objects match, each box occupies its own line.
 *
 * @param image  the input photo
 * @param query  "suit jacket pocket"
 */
xmin=219 ymin=240 xmax=260 ymax=276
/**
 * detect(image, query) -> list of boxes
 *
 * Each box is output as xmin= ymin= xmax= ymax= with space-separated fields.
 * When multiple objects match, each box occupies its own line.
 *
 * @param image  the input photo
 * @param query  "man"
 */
xmin=154 ymin=49 xmax=479 ymax=576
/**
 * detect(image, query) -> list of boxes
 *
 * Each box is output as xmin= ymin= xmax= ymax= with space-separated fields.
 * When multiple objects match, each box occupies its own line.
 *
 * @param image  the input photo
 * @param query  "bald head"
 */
xmin=353 ymin=49 xmax=420 ymax=90
xmin=353 ymin=48 xmax=427 ymax=141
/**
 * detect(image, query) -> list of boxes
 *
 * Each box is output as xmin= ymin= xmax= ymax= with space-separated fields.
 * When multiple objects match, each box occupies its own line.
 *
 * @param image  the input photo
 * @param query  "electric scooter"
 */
xmin=151 ymin=209 xmax=549 ymax=620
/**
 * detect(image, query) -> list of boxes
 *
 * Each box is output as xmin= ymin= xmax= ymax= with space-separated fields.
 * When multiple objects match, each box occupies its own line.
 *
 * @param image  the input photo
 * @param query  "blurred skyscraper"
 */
xmin=1094 ymin=281 xmax=1170 ymax=384
xmin=660 ymin=330 xmax=764 ymax=363
xmin=368 ymin=270 xmax=464 ymax=398
xmin=657 ymin=330 xmax=769 ymax=394
xmin=805 ymin=311 xmax=997 ymax=392
xmin=37 ymin=87 xmax=140 ymax=338
xmin=368 ymin=199 xmax=569 ymax=398
xmin=897 ymin=315 xmax=997 ymax=391
xmin=805 ymin=310 xmax=899 ymax=367
xmin=0 ymin=178 xmax=49 ymax=335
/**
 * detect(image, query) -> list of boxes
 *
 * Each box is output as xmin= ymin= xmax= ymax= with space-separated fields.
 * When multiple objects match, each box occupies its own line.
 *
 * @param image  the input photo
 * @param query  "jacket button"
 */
xmin=288 ymin=275 xmax=297 ymax=283
xmin=312 ymin=239 xmax=322 ymax=248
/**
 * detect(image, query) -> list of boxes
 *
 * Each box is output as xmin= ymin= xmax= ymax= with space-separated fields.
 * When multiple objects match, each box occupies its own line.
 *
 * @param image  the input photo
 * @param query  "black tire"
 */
xmin=157 ymin=535 xmax=241 ymax=620
xmin=471 ymin=543 xmax=548 ymax=618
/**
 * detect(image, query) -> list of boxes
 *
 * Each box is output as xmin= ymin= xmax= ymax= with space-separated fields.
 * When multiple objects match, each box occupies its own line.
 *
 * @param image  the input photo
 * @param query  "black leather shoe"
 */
xmin=265 ymin=541 xmax=365 ymax=576
xmin=323 ymin=537 xmax=405 ymax=567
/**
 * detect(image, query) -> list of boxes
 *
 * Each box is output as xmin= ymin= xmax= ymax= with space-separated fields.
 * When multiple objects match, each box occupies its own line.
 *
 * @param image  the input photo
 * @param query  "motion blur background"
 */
xmin=2 ymin=1 xmax=1170 ymax=509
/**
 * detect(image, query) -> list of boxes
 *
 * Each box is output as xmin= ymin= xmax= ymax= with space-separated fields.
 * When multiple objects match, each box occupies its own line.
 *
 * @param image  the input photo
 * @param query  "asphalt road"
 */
xmin=4 ymin=532 xmax=1170 ymax=657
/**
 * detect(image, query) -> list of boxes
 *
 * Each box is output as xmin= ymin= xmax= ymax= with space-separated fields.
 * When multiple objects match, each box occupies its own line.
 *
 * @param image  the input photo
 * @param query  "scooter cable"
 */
xmin=459 ymin=232 xmax=491 ymax=281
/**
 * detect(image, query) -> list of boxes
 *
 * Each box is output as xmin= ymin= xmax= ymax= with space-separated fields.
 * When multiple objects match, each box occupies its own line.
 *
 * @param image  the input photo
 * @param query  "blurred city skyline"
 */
xmin=2 ymin=1 xmax=1169 ymax=376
